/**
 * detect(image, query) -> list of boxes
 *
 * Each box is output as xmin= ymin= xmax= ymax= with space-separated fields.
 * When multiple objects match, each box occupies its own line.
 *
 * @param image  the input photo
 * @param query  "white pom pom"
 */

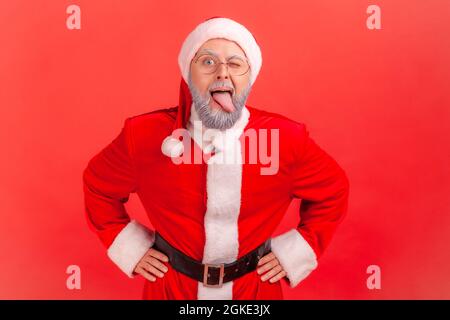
xmin=161 ymin=136 xmax=184 ymax=158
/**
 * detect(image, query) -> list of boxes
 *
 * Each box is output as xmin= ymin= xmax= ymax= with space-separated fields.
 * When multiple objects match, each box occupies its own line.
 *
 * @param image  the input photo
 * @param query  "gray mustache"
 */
xmin=208 ymin=81 xmax=234 ymax=92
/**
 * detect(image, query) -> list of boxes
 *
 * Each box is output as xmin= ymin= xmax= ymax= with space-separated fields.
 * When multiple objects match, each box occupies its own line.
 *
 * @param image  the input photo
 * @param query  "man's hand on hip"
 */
xmin=134 ymin=248 xmax=169 ymax=282
xmin=256 ymin=252 xmax=287 ymax=283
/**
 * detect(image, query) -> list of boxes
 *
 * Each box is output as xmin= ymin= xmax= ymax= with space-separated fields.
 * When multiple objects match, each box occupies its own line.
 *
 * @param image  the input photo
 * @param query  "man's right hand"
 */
xmin=133 ymin=248 xmax=169 ymax=282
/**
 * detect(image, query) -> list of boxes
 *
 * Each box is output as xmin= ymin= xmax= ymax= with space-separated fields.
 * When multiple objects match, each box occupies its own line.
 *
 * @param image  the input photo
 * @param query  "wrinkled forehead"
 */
xmin=194 ymin=38 xmax=248 ymax=60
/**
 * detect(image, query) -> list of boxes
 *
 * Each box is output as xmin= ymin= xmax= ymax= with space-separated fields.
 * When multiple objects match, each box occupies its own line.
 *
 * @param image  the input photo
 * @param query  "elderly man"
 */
xmin=83 ymin=17 xmax=349 ymax=300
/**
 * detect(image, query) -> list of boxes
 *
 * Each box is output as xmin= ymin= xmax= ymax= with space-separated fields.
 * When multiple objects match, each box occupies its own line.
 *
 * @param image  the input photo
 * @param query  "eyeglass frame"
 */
xmin=192 ymin=50 xmax=250 ymax=76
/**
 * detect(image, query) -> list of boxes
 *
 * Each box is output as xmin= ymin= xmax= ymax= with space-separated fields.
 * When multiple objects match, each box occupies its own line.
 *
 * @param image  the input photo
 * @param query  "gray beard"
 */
xmin=187 ymin=73 xmax=252 ymax=130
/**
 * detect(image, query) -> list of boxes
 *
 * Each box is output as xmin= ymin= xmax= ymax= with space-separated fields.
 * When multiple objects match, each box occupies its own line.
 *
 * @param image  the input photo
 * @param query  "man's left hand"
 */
xmin=256 ymin=252 xmax=287 ymax=283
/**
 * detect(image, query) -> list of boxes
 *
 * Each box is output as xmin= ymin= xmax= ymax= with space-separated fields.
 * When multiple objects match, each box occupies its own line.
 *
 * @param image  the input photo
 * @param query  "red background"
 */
xmin=0 ymin=0 xmax=449 ymax=299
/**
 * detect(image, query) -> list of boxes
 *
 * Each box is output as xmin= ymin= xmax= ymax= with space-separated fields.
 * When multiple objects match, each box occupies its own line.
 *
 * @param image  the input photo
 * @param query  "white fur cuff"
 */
xmin=270 ymin=228 xmax=318 ymax=288
xmin=107 ymin=220 xmax=155 ymax=278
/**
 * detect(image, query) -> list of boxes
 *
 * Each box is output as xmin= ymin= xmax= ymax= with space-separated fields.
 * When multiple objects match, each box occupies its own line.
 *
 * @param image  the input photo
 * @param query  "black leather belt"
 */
xmin=153 ymin=232 xmax=272 ymax=288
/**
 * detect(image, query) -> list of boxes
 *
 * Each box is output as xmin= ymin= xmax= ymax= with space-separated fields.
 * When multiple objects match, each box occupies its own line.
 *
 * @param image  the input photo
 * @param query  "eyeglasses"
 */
xmin=193 ymin=53 xmax=250 ymax=76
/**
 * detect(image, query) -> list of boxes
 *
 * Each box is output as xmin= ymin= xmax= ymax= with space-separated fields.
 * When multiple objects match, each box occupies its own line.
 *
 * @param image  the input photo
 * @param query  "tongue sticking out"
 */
xmin=211 ymin=92 xmax=235 ymax=113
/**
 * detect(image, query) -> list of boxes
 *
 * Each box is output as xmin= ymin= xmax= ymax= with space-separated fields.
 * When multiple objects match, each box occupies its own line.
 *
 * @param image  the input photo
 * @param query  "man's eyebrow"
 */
xmin=197 ymin=48 xmax=217 ymax=56
xmin=196 ymin=48 xmax=246 ymax=60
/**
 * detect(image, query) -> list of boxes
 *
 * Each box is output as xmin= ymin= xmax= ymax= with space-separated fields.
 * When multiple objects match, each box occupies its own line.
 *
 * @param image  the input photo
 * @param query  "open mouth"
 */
xmin=209 ymin=88 xmax=234 ymax=96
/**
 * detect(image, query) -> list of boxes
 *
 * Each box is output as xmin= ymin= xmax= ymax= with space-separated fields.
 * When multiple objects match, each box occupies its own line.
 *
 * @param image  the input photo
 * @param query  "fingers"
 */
xmin=144 ymin=256 xmax=169 ymax=273
xmin=261 ymin=264 xmax=282 ymax=282
xmin=134 ymin=266 xmax=156 ymax=282
xmin=148 ymin=248 xmax=169 ymax=262
xmin=269 ymin=270 xmax=287 ymax=283
xmin=257 ymin=252 xmax=276 ymax=267
xmin=256 ymin=252 xmax=287 ymax=283
xmin=257 ymin=256 xmax=279 ymax=275
xmin=134 ymin=248 xmax=170 ymax=282
xmin=142 ymin=262 xmax=166 ymax=278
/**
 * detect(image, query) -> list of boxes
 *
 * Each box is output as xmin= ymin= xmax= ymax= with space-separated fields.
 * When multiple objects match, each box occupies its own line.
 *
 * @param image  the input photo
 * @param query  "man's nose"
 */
xmin=216 ymin=63 xmax=229 ymax=80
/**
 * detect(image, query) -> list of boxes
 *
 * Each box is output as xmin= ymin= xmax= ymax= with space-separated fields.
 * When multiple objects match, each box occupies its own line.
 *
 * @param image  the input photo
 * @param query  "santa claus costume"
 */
xmin=83 ymin=17 xmax=350 ymax=300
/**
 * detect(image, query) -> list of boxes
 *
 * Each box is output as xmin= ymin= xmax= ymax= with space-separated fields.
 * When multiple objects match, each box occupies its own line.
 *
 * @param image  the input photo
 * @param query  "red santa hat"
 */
xmin=161 ymin=16 xmax=263 ymax=158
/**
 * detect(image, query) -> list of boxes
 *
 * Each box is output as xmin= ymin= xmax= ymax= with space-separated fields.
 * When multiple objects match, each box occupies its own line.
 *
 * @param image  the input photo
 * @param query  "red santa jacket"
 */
xmin=82 ymin=104 xmax=350 ymax=300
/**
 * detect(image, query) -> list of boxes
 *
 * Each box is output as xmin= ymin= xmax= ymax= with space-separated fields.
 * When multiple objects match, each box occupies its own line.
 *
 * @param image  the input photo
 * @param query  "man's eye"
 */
xmin=203 ymin=59 xmax=215 ymax=65
xmin=227 ymin=58 xmax=245 ymax=68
